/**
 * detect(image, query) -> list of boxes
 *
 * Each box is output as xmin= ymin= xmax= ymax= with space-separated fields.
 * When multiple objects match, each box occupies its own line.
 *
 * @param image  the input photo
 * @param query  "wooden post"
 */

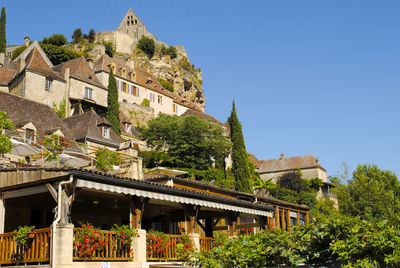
xmin=183 ymin=204 xmax=200 ymax=234
xmin=296 ymin=211 xmax=300 ymax=226
xmin=0 ymin=194 xmax=4 ymax=233
xmin=280 ymin=209 xmax=285 ymax=230
xmin=226 ymin=211 xmax=239 ymax=237
xmin=275 ymin=206 xmax=280 ymax=228
xmin=286 ymin=210 xmax=291 ymax=232
xmin=129 ymin=196 xmax=149 ymax=229
xmin=305 ymin=212 xmax=309 ymax=224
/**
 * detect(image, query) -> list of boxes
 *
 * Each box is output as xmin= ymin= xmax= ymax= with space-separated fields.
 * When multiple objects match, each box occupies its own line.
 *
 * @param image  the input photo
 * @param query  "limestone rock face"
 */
xmin=115 ymin=47 xmax=205 ymax=110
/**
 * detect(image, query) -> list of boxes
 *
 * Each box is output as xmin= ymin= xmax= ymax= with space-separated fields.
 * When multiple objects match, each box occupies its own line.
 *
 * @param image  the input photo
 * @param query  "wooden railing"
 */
xmin=73 ymin=229 xmax=132 ymax=261
xmin=200 ymin=237 xmax=214 ymax=252
xmin=146 ymin=234 xmax=182 ymax=261
xmin=0 ymin=228 xmax=51 ymax=264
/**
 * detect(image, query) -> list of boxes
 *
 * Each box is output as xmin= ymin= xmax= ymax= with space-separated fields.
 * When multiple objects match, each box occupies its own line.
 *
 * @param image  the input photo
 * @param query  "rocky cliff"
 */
xmin=114 ymin=45 xmax=205 ymax=110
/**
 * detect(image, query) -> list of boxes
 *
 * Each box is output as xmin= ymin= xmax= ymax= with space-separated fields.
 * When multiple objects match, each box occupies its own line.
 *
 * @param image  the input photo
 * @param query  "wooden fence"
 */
xmin=73 ymin=229 xmax=132 ymax=261
xmin=0 ymin=228 xmax=51 ymax=264
xmin=200 ymin=237 xmax=214 ymax=252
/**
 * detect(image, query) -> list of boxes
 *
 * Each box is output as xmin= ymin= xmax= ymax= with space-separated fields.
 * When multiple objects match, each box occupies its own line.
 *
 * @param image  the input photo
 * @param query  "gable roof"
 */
xmin=53 ymin=57 xmax=105 ymax=89
xmin=0 ymin=67 xmax=16 ymax=86
xmin=117 ymin=8 xmax=144 ymax=29
xmin=0 ymin=91 xmax=75 ymax=141
xmin=180 ymin=108 xmax=220 ymax=124
xmin=257 ymin=154 xmax=325 ymax=174
xmin=23 ymin=48 xmax=64 ymax=81
xmin=63 ymin=110 xmax=122 ymax=148
xmin=13 ymin=41 xmax=53 ymax=67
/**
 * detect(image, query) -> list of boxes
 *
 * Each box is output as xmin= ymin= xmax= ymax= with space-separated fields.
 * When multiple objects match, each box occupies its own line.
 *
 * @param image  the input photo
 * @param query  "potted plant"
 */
xmin=12 ymin=225 xmax=35 ymax=261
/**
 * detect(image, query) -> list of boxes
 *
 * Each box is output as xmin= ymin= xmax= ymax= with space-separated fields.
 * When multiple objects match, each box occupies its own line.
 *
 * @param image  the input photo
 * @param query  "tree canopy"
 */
xmin=137 ymin=35 xmax=155 ymax=58
xmin=140 ymin=113 xmax=231 ymax=170
xmin=106 ymin=68 xmax=121 ymax=135
xmin=338 ymin=164 xmax=400 ymax=224
xmin=228 ymin=101 xmax=253 ymax=193
xmin=41 ymin=34 xmax=67 ymax=46
xmin=0 ymin=7 xmax=6 ymax=53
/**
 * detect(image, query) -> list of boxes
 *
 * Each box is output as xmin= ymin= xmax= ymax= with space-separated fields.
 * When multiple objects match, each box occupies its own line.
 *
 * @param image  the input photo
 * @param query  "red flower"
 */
xmin=137 ymin=235 xmax=140 ymax=237
xmin=220 ymin=242 xmax=223 ymax=246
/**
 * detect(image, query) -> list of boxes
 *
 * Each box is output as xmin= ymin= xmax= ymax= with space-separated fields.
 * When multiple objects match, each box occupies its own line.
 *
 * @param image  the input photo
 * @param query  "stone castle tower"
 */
xmin=95 ymin=8 xmax=160 ymax=54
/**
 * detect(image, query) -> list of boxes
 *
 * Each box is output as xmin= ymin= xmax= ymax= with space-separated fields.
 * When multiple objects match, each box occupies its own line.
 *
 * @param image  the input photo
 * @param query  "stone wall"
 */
xmin=69 ymin=78 xmax=107 ymax=107
xmin=259 ymin=167 xmax=327 ymax=183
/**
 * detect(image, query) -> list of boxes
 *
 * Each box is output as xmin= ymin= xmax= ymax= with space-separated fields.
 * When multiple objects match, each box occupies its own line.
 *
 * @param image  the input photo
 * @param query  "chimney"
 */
xmin=24 ymin=35 xmax=30 ymax=47
xmin=280 ymin=153 xmax=285 ymax=160
xmin=19 ymin=56 xmax=25 ymax=72
xmin=315 ymin=158 xmax=319 ymax=164
xmin=86 ymin=58 xmax=94 ymax=70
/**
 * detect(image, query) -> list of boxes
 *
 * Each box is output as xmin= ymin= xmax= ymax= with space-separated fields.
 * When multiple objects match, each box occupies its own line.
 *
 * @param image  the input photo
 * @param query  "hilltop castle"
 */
xmin=95 ymin=8 xmax=177 ymax=55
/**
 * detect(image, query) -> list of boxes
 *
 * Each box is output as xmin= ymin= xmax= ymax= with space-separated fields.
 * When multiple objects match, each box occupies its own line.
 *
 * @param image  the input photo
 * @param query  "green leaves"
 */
xmin=106 ymin=69 xmax=121 ymax=136
xmin=137 ymin=36 xmax=155 ymax=58
xmin=0 ymin=110 xmax=13 ymax=156
xmin=95 ymin=147 xmax=120 ymax=172
xmin=0 ymin=7 xmax=6 ymax=53
xmin=140 ymin=114 xmax=231 ymax=170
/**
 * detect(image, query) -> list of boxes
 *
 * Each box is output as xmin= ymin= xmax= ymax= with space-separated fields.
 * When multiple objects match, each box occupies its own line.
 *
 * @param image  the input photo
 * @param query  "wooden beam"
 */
xmin=45 ymin=183 xmax=58 ymax=202
xmin=129 ymin=196 xmax=149 ymax=229
xmin=275 ymin=206 xmax=280 ymax=228
xmin=297 ymin=211 xmax=300 ymax=226
xmin=280 ymin=209 xmax=285 ymax=231
xmin=286 ymin=210 xmax=291 ymax=232
xmin=196 ymin=219 xmax=206 ymax=232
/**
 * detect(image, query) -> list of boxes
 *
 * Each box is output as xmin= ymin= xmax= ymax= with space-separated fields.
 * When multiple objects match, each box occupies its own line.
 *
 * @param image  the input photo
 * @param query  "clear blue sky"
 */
xmin=3 ymin=0 xmax=400 ymax=178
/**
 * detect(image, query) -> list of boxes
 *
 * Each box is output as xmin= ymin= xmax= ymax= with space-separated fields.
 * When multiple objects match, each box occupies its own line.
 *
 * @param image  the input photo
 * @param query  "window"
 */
xmin=132 ymin=85 xmax=138 ymax=96
xmin=102 ymin=126 xmax=110 ymax=139
xmin=85 ymin=87 xmax=93 ymax=100
xmin=125 ymin=123 xmax=131 ymax=133
xmin=45 ymin=78 xmax=52 ymax=92
xmin=26 ymin=129 xmax=35 ymax=144
xmin=173 ymin=104 xmax=178 ymax=114
xmin=149 ymin=93 xmax=155 ymax=103
xmin=158 ymin=95 xmax=163 ymax=104
xmin=122 ymin=82 xmax=127 ymax=93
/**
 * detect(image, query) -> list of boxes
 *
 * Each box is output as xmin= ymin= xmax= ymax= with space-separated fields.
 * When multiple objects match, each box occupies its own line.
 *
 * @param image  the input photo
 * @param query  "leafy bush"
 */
xmin=177 ymin=233 xmax=195 ymax=260
xmin=161 ymin=45 xmax=177 ymax=59
xmin=13 ymin=226 xmax=35 ymax=245
xmin=179 ymin=168 xmax=235 ymax=190
xmin=40 ymin=43 xmax=83 ymax=65
xmin=103 ymin=41 xmax=114 ymax=58
xmin=0 ymin=110 xmax=13 ymax=156
xmin=137 ymin=36 xmax=155 ymax=58
xmin=52 ymin=98 xmax=66 ymax=118
xmin=146 ymin=231 xmax=173 ymax=256
xmin=41 ymin=34 xmax=67 ymax=46
xmin=269 ymin=185 xmax=317 ymax=208
xmin=157 ymin=78 xmax=174 ymax=92
xmin=72 ymin=28 xmax=82 ymax=43
xmin=111 ymin=224 xmax=136 ymax=247
xmin=140 ymin=150 xmax=173 ymax=168
xmin=87 ymin=29 xmax=96 ymax=43
xmin=278 ymin=169 xmax=308 ymax=192
xmin=42 ymin=134 xmax=64 ymax=166
xmin=140 ymin=98 xmax=150 ymax=107
xmin=95 ymin=147 xmax=120 ymax=172
xmin=11 ymin=45 xmax=27 ymax=60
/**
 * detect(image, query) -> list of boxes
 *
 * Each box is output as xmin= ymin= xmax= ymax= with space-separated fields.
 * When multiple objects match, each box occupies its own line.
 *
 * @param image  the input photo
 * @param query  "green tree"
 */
xmin=41 ymin=34 xmax=67 ymax=46
xmin=103 ymin=41 xmax=114 ymax=58
xmin=40 ymin=43 xmax=82 ymax=65
xmin=0 ymin=7 xmax=6 ymax=53
xmin=72 ymin=28 xmax=82 ymax=43
xmin=106 ymin=68 xmax=121 ymax=135
xmin=228 ymin=101 xmax=252 ymax=193
xmin=42 ymin=134 xmax=64 ymax=167
xmin=339 ymin=164 xmax=400 ymax=224
xmin=87 ymin=29 xmax=96 ymax=43
xmin=137 ymin=35 xmax=155 ymax=58
xmin=140 ymin=114 xmax=231 ymax=170
xmin=11 ymin=45 xmax=27 ymax=60
xmin=52 ymin=98 xmax=66 ymax=118
xmin=140 ymin=98 xmax=150 ymax=107
xmin=278 ymin=170 xmax=307 ymax=192
xmin=0 ymin=110 xmax=13 ymax=156
xmin=95 ymin=147 xmax=120 ymax=172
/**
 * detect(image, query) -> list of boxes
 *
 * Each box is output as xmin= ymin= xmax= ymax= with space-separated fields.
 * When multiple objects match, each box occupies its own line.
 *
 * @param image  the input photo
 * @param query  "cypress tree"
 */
xmin=106 ymin=68 xmax=121 ymax=135
xmin=228 ymin=101 xmax=252 ymax=193
xmin=0 ymin=7 xmax=6 ymax=53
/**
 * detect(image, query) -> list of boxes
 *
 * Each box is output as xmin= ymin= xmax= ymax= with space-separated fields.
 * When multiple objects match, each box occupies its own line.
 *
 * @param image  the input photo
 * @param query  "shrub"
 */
xmin=177 ymin=233 xmax=195 ymax=260
xmin=103 ymin=41 xmax=114 ymax=58
xmin=157 ymin=78 xmax=174 ymax=92
xmin=52 ymin=98 xmax=66 ymax=118
xmin=161 ymin=45 xmax=177 ymax=59
xmin=42 ymin=134 xmax=64 ymax=166
xmin=13 ymin=226 xmax=35 ymax=245
xmin=140 ymin=150 xmax=173 ymax=168
xmin=137 ymin=36 xmax=155 ymax=58
xmin=278 ymin=169 xmax=308 ymax=192
xmin=179 ymin=168 xmax=235 ymax=190
xmin=41 ymin=34 xmax=67 ymax=46
xmin=11 ymin=45 xmax=27 ymax=60
xmin=146 ymin=231 xmax=173 ymax=256
xmin=87 ymin=29 xmax=96 ymax=43
xmin=95 ymin=147 xmax=120 ymax=172
xmin=72 ymin=28 xmax=82 ymax=43
xmin=141 ymin=98 xmax=150 ymax=107
xmin=0 ymin=110 xmax=13 ymax=156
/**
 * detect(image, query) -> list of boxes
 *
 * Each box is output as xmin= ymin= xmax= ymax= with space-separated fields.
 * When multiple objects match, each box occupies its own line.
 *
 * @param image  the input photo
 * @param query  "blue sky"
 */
xmin=3 ymin=0 xmax=400 ymax=178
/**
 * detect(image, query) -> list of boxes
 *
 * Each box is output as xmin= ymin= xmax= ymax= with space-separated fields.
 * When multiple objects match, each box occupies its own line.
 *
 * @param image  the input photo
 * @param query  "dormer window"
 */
xmin=45 ymin=78 xmax=52 ymax=92
xmin=26 ymin=129 xmax=35 ymax=144
xmin=102 ymin=125 xmax=110 ymax=139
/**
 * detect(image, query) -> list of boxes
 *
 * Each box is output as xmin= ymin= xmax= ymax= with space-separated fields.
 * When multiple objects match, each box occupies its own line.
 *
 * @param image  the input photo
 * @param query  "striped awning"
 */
xmin=76 ymin=179 xmax=272 ymax=217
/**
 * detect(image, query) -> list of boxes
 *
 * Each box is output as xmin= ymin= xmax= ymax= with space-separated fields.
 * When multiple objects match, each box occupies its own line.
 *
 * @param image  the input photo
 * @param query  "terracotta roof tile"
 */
xmin=248 ymin=153 xmax=262 ymax=168
xmin=53 ymin=57 xmax=105 ymax=89
xmin=258 ymin=154 xmax=324 ymax=173
xmin=63 ymin=110 xmax=122 ymax=147
xmin=25 ymin=48 xmax=64 ymax=81
xmin=0 ymin=67 xmax=16 ymax=85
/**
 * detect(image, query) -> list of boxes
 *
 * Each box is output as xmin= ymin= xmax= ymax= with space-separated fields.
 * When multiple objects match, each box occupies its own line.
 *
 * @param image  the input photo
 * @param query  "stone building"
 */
xmin=95 ymin=8 xmax=164 ymax=54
